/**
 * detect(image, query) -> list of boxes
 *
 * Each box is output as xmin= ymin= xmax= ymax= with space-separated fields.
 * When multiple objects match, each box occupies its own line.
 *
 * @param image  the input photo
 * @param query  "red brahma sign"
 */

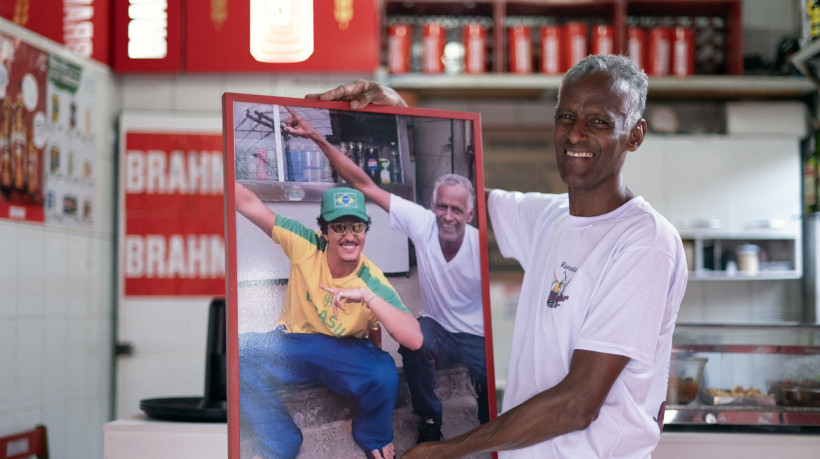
xmin=122 ymin=130 xmax=225 ymax=296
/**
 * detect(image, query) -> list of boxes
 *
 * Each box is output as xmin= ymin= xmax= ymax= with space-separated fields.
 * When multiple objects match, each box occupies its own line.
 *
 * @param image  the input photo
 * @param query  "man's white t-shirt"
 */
xmin=489 ymin=190 xmax=687 ymax=458
xmin=390 ymin=194 xmax=484 ymax=336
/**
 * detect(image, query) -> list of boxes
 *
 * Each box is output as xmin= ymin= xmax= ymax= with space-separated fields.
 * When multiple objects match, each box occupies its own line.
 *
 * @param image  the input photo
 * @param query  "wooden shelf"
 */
xmin=383 ymin=73 xmax=817 ymax=100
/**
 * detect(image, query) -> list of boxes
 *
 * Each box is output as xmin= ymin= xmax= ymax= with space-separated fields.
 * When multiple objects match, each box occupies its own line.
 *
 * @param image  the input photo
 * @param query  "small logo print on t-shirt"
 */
xmin=546 ymin=268 xmax=572 ymax=308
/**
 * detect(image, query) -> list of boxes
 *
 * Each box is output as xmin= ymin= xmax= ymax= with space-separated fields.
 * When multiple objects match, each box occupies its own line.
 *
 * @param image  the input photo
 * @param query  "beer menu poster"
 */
xmin=44 ymin=54 xmax=98 ymax=230
xmin=222 ymin=93 xmax=496 ymax=457
xmin=0 ymin=30 xmax=97 ymax=229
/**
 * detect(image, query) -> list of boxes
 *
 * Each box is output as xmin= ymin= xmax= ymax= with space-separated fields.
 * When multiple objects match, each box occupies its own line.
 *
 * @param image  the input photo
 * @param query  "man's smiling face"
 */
xmin=434 ymin=183 xmax=474 ymax=248
xmin=326 ymin=217 xmax=366 ymax=264
xmin=553 ymin=72 xmax=640 ymax=195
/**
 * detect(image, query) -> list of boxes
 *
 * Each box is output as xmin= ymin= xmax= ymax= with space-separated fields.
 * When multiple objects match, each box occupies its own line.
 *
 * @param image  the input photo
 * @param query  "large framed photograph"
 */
xmin=222 ymin=93 xmax=494 ymax=458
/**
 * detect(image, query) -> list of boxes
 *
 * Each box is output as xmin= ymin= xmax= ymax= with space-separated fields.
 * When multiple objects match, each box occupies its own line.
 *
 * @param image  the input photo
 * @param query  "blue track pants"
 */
xmin=239 ymin=328 xmax=399 ymax=458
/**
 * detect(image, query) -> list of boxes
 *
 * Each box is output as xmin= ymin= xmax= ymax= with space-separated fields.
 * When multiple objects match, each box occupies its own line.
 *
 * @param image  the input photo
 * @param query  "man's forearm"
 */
xmin=367 ymin=294 xmax=422 ymax=350
xmin=406 ymin=349 xmax=630 ymax=458
xmin=430 ymin=391 xmax=582 ymax=456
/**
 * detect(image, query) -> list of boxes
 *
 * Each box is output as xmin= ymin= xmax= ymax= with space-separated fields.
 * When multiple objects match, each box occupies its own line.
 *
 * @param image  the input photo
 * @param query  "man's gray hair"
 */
xmin=431 ymin=173 xmax=475 ymax=212
xmin=561 ymin=54 xmax=648 ymax=127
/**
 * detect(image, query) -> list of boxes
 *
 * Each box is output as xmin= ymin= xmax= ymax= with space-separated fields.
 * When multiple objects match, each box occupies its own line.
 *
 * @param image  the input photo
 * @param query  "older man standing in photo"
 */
xmin=310 ymin=54 xmax=688 ymax=458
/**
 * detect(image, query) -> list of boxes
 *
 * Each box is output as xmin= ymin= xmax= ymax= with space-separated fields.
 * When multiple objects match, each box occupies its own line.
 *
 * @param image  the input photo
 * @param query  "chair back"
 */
xmin=0 ymin=425 xmax=49 ymax=459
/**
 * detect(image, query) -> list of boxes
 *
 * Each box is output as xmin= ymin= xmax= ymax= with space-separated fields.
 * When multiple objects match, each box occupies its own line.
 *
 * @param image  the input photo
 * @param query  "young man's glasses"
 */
xmin=328 ymin=222 xmax=367 ymax=236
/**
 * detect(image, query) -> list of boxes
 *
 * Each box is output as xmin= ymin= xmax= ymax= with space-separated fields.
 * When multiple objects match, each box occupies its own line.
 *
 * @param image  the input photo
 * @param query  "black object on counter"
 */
xmin=140 ymin=298 xmax=227 ymax=422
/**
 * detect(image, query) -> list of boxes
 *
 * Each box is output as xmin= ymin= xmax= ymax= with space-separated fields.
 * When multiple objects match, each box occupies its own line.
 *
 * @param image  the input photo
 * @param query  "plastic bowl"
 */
xmin=667 ymin=356 xmax=708 ymax=404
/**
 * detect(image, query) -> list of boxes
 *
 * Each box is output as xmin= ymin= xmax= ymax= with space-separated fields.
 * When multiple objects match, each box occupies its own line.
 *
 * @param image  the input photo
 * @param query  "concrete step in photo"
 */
xmin=240 ymin=366 xmax=491 ymax=458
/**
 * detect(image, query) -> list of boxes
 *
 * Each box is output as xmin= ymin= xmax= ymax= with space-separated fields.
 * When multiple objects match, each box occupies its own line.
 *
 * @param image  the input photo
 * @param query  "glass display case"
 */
xmin=666 ymin=324 xmax=820 ymax=428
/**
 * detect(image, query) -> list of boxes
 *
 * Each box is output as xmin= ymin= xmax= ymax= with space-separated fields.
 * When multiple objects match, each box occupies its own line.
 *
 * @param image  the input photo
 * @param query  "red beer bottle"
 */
xmin=11 ymin=95 xmax=27 ymax=191
xmin=0 ymin=101 xmax=12 ymax=191
xmin=369 ymin=323 xmax=382 ymax=349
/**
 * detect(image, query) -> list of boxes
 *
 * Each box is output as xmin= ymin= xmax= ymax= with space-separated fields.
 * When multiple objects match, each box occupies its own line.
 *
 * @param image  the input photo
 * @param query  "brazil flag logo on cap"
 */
xmin=321 ymin=187 xmax=368 ymax=221
xmin=335 ymin=192 xmax=357 ymax=208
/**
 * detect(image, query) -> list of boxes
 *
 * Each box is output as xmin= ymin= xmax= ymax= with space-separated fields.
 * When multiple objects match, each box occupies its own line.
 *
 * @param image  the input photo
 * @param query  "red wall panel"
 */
xmin=184 ymin=0 xmax=379 ymax=73
xmin=112 ymin=0 xmax=183 ymax=72
xmin=1 ymin=0 xmax=112 ymax=65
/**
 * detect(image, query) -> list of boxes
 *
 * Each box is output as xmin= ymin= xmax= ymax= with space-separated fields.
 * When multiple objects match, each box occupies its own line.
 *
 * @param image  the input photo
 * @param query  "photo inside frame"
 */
xmin=222 ymin=93 xmax=493 ymax=458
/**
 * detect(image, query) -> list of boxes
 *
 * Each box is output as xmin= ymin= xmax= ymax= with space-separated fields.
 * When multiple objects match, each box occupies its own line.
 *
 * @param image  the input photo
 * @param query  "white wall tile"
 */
xmin=43 ymin=230 xmax=70 ymax=316
xmin=66 ymin=233 xmax=92 ymax=316
xmin=749 ymin=280 xmax=802 ymax=322
xmin=0 ymin=223 xmax=18 ymax=317
xmin=174 ymin=75 xmax=227 ymax=112
xmin=67 ymin=317 xmax=99 ymax=396
xmin=66 ymin=397 xmax=100 ymax=458
xmin=90 ymin=237 xmax=115 ymax=318
xmin=12 ymin=407 xmax=44 ymax=435
xmin=118 ymin=299 xmax=210 ymax=351
xmin=42 ymin=317 xmax=70 ymax=401
xmin=224 ymin=74 xmax=274 ymax=97
xmin=93 ymin=156 xmax=117 ymax=235
xmin=41 ymin=402 xmax=69 ymax=459
xmin=15 ymin=318 xmax=44 ymax=402
xmin=88 ymin=396 xmax=109 ymax=458
xmin=116 ymin=355 xmax=203 ymax=418
xmin=16 ymin=226 xmax=45 ymax=316
xmin=0 ymin=415 xmax=15 ymax=438
xmin=90 ymin=318 xmax=114 ymax=393
xmin=86 ymin=318 xmax=113 ymax=394
xmin=726 ymin=101 xmax=808 ymax=136
xmin=119 ymin=76 xmax=175 ymax=111
xmin=702 ymin=281 xmax=752 ymax=322
xmin=0 ymin=320 xmax=15 ymax=409
xmin=677 ymin=283 xmax=707 ymax=322
xmin=273 ymin=74 xmax=348 ymax=98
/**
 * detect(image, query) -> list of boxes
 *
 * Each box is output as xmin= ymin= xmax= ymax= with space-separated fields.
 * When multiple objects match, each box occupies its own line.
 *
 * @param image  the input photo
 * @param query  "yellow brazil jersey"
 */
xmin=272 ymin=214 xmax=409 ymax=338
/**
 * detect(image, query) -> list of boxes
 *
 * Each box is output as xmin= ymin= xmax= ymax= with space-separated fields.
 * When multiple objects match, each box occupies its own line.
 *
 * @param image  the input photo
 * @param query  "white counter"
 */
xmin=103 ymin=415 xmax=227 ymax=459
xmin=103 ymin=416 xmax=820 ymax=459
xmin=655 ymin=430 xmax=820 ymax=458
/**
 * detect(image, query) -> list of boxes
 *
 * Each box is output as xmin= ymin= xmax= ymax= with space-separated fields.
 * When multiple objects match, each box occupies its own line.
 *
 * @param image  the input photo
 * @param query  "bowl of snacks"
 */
xmin=699 ymin=386 xmax=775 ymax=406
xmin=667 ymin=355 xmax=708 ymax=405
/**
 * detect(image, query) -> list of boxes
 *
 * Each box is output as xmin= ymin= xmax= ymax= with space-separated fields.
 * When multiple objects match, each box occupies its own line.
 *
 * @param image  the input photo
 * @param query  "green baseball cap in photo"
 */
xmin=320 ymin=187 xmax=369 ymax=222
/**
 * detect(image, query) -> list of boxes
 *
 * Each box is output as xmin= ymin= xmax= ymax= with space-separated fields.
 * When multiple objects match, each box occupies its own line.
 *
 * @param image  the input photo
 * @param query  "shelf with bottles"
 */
xmin=234 ymin=104 xmax=411 ymax=201
xmin=683 ymin=236 xmax=802 ymax=281
xmin=381 ymin=0 xmax=742 ymax=78
xmin=236 ymin=139 xmax=412 ymax=204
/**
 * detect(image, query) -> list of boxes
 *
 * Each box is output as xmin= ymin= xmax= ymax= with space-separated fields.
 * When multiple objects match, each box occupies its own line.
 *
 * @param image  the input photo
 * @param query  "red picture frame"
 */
xmin=222 ymin=93 xmax=494 ymax=457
